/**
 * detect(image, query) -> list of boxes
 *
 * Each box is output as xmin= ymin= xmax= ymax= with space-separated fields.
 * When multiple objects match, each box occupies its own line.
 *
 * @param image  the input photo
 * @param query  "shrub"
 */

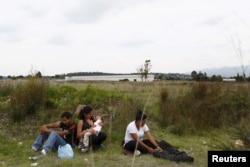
xmin=0 ymin=81 xmax=13 ymax=97
xmin=158 ymin=82 xmax=250 ymax=132
xmin=230 ymin=118 xmax=250 ymax=149
xmin=105 ymin=94 xmax=145 ymax=144
xmin=159 ymin=89 xmax=173 ymax=127
xmin=191 ymin=82 xmax=208 ymax=99
xmin=56 ymin=85 xmax=78 ymax=110
xmin=9 ymin=77 xmax=46 ymax=122
xmin=77 ymin=85 xmax=120 ymax=108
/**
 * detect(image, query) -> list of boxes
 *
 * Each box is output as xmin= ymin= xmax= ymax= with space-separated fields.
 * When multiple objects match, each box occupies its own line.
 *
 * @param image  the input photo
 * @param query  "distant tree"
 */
xmin=191 ymin=70 xmax=209 ymax=81
xmin=16 ymin=75 xmax=24 ymax=79
xmin=211 ymin=75 xmax=223 ymax=82
xmin=191 ymin=71 xmax=197 ymax=80
xmin=235 ymin=73 xmax=245 ymax=82
xmin=137 ymin=60 xmax=152 ymax=82
xmin=35 ymin=71 xmax=42 ymax=78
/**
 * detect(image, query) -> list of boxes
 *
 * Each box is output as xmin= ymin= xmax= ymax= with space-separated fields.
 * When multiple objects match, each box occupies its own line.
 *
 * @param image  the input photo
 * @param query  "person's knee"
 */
xmin=100 ymin=132 xmax=107 ymax=140
xmin=49 ymin=131 xmax=58 ymax=138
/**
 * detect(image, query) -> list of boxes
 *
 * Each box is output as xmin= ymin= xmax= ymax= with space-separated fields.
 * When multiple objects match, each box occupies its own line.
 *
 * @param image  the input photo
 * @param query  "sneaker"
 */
xmin=29 ymin=149 xmax=46 ymax=160
xmin=81 ymin=147 xmax=89 ymax=153
xmin=29 ymin=153 xmax=43 ymax=160
xmin=134 ymin=150 xmax=141 ymax=156
xmin=41 ymin=149 xmax=47 ymax=155
xmin=31 ymin=146 xmax=38 ymax=152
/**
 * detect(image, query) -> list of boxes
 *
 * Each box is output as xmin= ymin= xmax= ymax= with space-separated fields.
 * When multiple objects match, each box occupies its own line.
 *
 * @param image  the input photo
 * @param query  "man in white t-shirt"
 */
xmin=123 ymin=111 xmax=163 ymax=154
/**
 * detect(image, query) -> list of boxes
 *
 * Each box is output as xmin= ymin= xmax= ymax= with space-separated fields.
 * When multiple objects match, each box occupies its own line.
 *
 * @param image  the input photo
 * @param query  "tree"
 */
xmin=137 ymin=60 xmax=152 ymax=82
xmin=211 ymin=75 xmax=223 ymax=82
xmin=191 ymin=71 xmax=197 ymax=80
xmin=191 ymin=70 xmax=209 ymax=81
xmin=35 ymin=71 xmax=42 ymax=78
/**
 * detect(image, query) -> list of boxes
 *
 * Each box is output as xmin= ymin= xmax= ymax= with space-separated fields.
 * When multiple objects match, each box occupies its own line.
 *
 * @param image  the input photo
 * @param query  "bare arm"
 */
xmin=76 ymin=120 xmax=84 ymax=139
xmin=40 ymin=121 xmax=61 ymax=134
xmin=40 ymin=121 xmax=71 ymax=137
xmin=76 ymin=120 xmax=95 ymax=139
xmin=130 ymin=133 xmax=155 ymax=153
xmin=145 ymin=131 xmax=163 ymax=152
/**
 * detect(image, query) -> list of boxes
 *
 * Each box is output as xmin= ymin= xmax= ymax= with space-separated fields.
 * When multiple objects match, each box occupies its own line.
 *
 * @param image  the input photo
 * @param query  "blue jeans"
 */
xmin=32 ymin=132 xmax=67 ymax=153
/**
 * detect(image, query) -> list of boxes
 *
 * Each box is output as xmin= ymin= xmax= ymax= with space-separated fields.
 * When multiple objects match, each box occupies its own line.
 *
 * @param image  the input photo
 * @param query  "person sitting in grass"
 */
xmin=76 ymin=105 xmax=106 ymax=152
xmin=123 ymin=110 xmax=163 ymax=155
xmin=30 ymin=111 xmax=77 ymax=160
xmin=123 ymin=110 xmax=194 ymax=162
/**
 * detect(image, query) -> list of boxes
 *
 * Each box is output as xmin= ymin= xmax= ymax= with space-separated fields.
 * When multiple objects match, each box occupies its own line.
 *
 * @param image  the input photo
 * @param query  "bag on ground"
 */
xmin=58 ymin=144 xmax=74 ymax=159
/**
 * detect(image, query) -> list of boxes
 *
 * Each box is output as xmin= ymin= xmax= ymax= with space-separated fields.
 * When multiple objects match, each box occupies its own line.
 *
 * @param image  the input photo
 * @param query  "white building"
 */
xmin=223 ymin=78 xmax=236 ymax=82
xmin=65 ymin=74 xmax=154 ymax=82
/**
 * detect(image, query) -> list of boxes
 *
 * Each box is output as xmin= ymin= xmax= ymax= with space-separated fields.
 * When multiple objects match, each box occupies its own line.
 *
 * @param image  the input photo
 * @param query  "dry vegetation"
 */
xmin=0 ymin=79 xmax=249 ymax=166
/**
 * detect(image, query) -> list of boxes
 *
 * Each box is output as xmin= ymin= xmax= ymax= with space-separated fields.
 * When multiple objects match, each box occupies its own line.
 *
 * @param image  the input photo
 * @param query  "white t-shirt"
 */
xmin=124 ymin=121 xmax=149 ymax=145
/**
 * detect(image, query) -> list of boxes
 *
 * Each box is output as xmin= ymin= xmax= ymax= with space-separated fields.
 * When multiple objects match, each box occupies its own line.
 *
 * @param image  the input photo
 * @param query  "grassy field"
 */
xmin=0 ymin=79 xmax=248 ymax=167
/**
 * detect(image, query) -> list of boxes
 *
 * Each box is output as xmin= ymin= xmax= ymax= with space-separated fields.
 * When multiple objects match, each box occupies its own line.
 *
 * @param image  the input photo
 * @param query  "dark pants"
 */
xmin=124 ymin=139 xmax=157 ymax=154
xmin=90 ymin=132 xmax=107 ymax=149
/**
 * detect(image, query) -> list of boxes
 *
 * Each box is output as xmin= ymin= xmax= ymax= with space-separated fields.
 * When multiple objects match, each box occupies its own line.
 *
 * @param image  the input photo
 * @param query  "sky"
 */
xmin=0 ymin=0 xmax=250 ymax=76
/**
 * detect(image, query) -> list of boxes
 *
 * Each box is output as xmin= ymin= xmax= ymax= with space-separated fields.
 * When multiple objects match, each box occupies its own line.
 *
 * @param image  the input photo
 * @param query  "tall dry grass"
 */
xmin=158 ymin=82 xmax=250 ymax=137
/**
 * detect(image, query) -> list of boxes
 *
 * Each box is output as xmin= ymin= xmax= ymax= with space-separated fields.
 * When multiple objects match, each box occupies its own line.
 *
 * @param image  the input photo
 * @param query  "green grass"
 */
xmin=0 ymin=122 xmax=234 ymax=167
xmin=0 ymin=79 xmax=248 ymax=166
xmin=0 ymin=136 xmax=192 ymax=167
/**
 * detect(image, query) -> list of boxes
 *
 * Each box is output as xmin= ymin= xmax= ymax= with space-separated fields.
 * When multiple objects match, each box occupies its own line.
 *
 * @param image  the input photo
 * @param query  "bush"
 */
xmin=158 ymin=82 xmax=250 ymax=132
xmin=230 ymin=118 xmax=250 ymax=149
xmin=104 ymin=94 xmax=145 ymax=144
xmin=158 ymin=89 xmax=177 ymax=127
xmin=56 ymin=85 xmax=78 ymax=110
xmin=77 ymin=85 xmax=120 ymax=108
xmin=9 ymin=77 xmax=46 ymax=122
xmin=0 ymin=81 xmax=13 ymax=97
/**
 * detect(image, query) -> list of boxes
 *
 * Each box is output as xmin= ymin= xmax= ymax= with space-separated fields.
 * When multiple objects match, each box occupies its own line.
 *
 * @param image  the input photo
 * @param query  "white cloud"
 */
xmin=0 ymin=0 xmax=250 ymax=76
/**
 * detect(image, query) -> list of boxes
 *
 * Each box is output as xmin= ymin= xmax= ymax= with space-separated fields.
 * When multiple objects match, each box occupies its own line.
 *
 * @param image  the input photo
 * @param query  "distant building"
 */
xmin=65 ymin=74 xmax=155 ymax=82
xmin=223 ymin=78 xmax=236 ymax=82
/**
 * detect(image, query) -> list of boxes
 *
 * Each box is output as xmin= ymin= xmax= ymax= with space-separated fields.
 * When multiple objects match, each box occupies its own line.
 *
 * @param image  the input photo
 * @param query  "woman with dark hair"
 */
xmin=123 ymin=111 xmax=194 ymax=163
xmin=76 ymin=105 xmax=106 ymax=152
xmin=123 ymin=111 xmax=163 ymax=155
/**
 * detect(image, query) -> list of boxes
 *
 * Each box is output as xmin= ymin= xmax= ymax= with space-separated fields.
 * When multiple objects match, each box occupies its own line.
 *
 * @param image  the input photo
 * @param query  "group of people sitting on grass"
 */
xmin=30 ymin=105 xmax=194 ymax=162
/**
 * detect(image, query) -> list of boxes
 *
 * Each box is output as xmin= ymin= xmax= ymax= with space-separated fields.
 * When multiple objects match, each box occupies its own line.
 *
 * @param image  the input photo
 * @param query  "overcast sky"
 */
xmin=0 ymin=0 xmax=250 ymax=76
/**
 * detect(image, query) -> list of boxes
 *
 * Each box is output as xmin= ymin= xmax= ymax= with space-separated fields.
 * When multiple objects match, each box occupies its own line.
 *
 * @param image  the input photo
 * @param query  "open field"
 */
xmin=0 ymin=79 xmax=249 ymax=166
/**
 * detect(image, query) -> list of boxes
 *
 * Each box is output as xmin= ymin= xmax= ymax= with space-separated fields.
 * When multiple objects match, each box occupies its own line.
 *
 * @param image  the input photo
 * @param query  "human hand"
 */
xmin=40 ymin=125 xmax=48 ymax=134
xmin=147 ymin=147 xmax=155 ymax=153
xmin=99 ymin=122 xmax=104 ymax=126
xmin=87 ymin=128 xmax=95 ymax=134
xmin=156 ymin=146 xmax=163 ymax=152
